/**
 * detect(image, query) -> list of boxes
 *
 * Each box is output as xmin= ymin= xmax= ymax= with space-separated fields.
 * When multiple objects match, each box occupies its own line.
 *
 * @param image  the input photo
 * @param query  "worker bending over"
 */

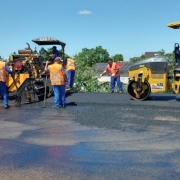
xmin=0 ymin=60 xmax=13 ymax=108
xmin=45 ymin=57 xmax=67 ymax=108
xmin=100 ymin=58 xmax=123 ymax=93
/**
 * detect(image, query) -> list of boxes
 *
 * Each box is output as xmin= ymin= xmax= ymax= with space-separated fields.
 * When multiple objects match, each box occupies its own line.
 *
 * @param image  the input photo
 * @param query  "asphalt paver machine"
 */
xmin=6 ymin=37 xmax=68 ymax=106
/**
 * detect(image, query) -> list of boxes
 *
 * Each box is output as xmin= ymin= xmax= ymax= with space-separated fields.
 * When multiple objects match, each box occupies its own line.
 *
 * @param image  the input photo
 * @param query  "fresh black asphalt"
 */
xmin=0 ymin=92 xmax=180 ymax=180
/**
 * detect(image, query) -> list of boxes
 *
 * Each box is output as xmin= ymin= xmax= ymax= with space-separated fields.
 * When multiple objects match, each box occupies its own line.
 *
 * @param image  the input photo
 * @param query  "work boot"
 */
xmin=66 ymin=88 xmax=71 ymax=91
xmin=52 ymin=105 xmax=60 ymax=108
xmin=4 ymin=105 xmax=10 ymax=109
xmin=62 ymin=104 xmax=66 ymax=108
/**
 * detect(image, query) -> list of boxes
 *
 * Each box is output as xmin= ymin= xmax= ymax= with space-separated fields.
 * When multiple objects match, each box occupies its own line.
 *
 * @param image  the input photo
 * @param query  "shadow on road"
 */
xmin=146 ymin=95 xmax=180 ymax=101
xmin=66 ymin=102 xmax=77 ymax=106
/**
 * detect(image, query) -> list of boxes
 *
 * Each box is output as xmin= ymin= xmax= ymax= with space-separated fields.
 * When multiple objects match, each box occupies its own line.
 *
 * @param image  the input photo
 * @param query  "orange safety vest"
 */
xmin=48 ymin=64 xmax=65 ymax=86
xmin=0 ymin=61 xmax=6 ymax=82
xmin=65 ymin=58 xmax=76 ymax=71
xmin=107 ymin=62 xmax=120 ymax=78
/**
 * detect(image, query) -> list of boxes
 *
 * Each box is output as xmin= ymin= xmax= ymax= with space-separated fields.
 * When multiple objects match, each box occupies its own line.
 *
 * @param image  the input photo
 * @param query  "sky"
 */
xmin=1 ymin=0 xmax=180 ymax=61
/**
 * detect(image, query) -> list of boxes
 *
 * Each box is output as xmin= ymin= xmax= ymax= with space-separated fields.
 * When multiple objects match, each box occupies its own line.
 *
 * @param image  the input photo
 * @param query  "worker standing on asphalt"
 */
xmin=64 ymin=57 xmax=76 ymax=90
xmin=100 ymin=58 xmax=123 ymax=93
xmin=60 ymin=52 xmax=76 ymax=90
xmin=0 ymin=60 xmax=13 ymax=108
xmin=44 ymin=57 xmax=67 ymax=108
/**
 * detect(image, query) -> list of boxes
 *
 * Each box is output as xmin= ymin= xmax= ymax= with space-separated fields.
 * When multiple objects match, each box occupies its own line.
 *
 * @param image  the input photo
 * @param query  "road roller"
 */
xmin=127 ymin=56 xmax=172 ymax=100
xmin=127 ymin=21 xmax=180 ymax=100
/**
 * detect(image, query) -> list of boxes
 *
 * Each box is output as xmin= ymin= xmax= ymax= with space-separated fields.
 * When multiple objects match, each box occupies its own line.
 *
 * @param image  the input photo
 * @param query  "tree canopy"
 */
xmin=113 ymin=54 xmax=123 ymax=62
xmin=74 ymin=46 xmax=109 ymax=67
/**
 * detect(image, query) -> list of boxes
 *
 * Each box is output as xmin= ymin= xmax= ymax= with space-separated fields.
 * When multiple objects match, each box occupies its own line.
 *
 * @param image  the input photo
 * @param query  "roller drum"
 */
xmin=127 ymin=80 xmax=151 ymax=100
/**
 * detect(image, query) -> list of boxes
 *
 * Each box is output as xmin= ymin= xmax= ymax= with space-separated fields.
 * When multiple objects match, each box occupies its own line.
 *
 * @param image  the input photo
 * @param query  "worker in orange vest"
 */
xmin=64 ymin=58 xmax=76 ymax=89
xmin=45 ymin=57 xmax=67 ymax=108
xmin=100 ymin=58 xmax=123 ymax=93
xmin=61 ymin=54 xmax=76 ymax=90
xmin=0 ymin=60 xmax=13 ymax=108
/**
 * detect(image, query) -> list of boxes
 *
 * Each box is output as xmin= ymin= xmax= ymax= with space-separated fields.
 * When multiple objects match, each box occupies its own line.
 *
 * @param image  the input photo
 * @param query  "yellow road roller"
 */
xmin=127 ymin=21 xmax=180 ymax=100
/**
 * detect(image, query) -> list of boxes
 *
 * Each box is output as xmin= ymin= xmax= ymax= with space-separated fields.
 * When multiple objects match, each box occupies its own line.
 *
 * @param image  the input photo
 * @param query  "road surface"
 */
xmin=0 ymin=92 xmax=180 ymax=180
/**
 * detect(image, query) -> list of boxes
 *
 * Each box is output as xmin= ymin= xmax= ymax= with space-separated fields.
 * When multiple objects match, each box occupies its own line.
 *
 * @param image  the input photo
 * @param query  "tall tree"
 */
xmin=113 ymin=54 xmax=123 ymax=62
xmin=73 ymin=53 xmax=99 ymax=92
xmin=158 ymin=49 xmax=165 ymax=56
xmin=75 ymin=46 xmax=109 ymax=67
xmin=39 ymin=47 xmax=47 ymax=57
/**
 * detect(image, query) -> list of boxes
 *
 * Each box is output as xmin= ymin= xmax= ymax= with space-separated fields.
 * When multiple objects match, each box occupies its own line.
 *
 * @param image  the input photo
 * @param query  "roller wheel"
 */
xmin=127 ymin=80 xmax=151 ymax=100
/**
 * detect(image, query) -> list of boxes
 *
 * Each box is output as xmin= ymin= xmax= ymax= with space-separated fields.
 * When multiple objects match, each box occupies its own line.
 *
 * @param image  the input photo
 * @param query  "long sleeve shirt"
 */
xmin=52 ymin=49 xmax=60 ymax=57
xmin=5 ymin=64 xmax=13 ymax=74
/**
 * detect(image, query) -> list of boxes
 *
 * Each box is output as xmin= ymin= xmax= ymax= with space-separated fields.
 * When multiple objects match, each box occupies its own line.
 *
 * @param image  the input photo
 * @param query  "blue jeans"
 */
xmin=53 ymin=85 xmax=66 ymax=106
xmin=66 ymin=70 xmax=75 ymax=88
xmin=110 ymin=76 xmax=123 ymax=92
xmin=0 ymin=81 xmax=8 ymax=106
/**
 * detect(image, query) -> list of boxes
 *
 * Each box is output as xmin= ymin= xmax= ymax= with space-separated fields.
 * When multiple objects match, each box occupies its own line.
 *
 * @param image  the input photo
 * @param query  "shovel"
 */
xmin=42 ymin=74 xmax=48 ymax=108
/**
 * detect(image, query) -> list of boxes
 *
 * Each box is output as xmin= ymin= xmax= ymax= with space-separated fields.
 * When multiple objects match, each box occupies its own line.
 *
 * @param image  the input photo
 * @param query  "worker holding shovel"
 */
xmin=44 ymin=57 xmax=68 ymax=108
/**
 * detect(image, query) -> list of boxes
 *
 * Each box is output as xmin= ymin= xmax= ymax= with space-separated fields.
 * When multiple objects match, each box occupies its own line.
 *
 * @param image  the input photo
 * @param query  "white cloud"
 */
xmin=78 ymin=10 xmax=92 ymax=15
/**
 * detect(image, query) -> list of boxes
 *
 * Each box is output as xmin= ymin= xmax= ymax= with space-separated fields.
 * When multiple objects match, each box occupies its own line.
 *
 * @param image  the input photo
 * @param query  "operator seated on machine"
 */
xmin=49 ymin=46 xmax=60 ymax=58
xmin=47 ymin=46 xmax=60 ymax=65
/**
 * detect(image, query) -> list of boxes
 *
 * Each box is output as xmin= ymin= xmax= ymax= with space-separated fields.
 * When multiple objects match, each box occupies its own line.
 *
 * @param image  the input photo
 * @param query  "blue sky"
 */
xmin=0 ymin=0 xmax=180 ymax=61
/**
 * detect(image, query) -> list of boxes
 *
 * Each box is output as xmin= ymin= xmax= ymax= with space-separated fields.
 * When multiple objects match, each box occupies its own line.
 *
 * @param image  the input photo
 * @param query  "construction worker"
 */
xmin=100 ymin=58 xmax=123 ymax=93
xmin=0 ymin=60 xmax=13 ymax=108
xmin=59 ymin=52 xmax=76 ymax=89
xmin=44 ymin=57 xmax=67 ymax=108
xmin=63 ymin=57 xmax=76 ymax=90
xmin=49 ymin=46 xmax=60 ymax=58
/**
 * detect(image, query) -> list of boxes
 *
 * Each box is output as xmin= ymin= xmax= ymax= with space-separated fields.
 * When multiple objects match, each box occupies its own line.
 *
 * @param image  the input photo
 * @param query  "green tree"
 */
xmin=130 ymin=57 xmax=141 ymax=63
xmin=39 ymin=47 xmax=47 ymax=61
xmin=93 ymin=46 xmax=109 ymax=63
xmin=75 ymin=46 xmax=109 ymax=67
xmin=165 ymin=52 xmax=174 ymax=76
xmin=130 ymin=53 xmax=146 ymax=63
xmin=158 ymin=49 xmax=165 ymax=56
xmin=73 ymin=55 xmax=99 ymax=92
xmin=33 ymin=47 xmax=38 ymax=54
xmin=113 ymin=54 xmax=123 ymax=62
xmin=140 ymin=54 xmax=145 ymax=59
